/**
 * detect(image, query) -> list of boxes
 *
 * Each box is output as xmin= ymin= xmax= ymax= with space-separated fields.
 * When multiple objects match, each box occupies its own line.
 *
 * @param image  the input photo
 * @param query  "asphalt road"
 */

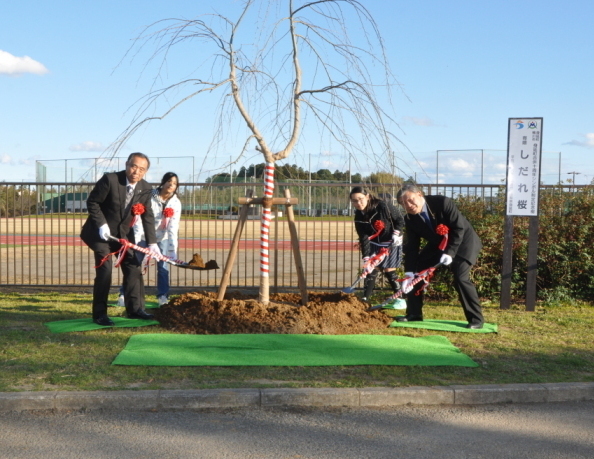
xmin=2 ymin=402 xmax=593 ymax=458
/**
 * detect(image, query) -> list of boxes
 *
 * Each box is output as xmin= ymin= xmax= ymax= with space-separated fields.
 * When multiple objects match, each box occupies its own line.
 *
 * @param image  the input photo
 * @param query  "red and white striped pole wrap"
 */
xmin=260 ymin=162 xmax=275 ymax=278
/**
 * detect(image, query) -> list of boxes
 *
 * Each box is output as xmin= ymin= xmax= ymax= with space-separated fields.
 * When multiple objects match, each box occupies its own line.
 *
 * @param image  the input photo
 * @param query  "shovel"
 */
xmin=366 ymin=262 xmax=444 ymax=311
xmin=342 ymin=248 xmax=388 ymax=294
xmin=108 ymin=236 xmax=219 ymax=270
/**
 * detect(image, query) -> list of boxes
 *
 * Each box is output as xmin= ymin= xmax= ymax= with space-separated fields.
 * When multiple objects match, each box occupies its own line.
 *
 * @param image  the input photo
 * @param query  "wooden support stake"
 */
xmin=274 ymin=206 xmax=279 ymax=294
xmin=218 ymin=188 xmax=308 ymax=305
xmin=238 ymin=197 xmax=298 ymax=205
xmin=284 ymin=189 xmax=308 ymax=305
xmin=217 ymin=190 xmax=252 ymax=301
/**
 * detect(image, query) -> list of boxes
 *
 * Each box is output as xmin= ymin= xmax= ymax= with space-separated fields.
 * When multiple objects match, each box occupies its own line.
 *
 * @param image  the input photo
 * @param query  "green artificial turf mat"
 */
xmin=389 ymin=319 xmax=497 ymax=333
xmin=112 ymin=333 xmax=479 ymax=367
xmin=45 ymin=317 xmax=159 ymax=333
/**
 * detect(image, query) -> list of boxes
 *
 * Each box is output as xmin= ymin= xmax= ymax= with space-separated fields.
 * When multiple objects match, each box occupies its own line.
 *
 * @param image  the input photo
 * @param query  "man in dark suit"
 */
xmin=396 ymin=184 xmax=485 ymax=329
xmin=81 ymin=152 xmax=160 ymax=326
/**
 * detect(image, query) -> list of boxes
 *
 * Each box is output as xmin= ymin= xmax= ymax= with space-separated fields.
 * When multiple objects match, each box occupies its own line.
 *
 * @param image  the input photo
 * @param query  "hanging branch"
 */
xmin=96 ymin=0 xmax=407 ymax=302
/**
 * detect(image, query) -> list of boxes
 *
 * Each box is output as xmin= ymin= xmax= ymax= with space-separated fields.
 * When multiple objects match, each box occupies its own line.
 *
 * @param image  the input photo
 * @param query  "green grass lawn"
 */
xmin=1 ymin=291 xmax=593 ymax=392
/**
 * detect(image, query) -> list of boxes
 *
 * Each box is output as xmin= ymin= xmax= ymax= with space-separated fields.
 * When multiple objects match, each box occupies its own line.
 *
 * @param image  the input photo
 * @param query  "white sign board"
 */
xmin=505 ymin=118 xmax=543 ymax=216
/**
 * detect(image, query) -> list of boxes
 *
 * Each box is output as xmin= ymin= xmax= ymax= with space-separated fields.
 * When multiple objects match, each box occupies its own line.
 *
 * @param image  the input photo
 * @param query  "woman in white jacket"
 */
xmin=119 ymin=172 xmax=182 ymax=306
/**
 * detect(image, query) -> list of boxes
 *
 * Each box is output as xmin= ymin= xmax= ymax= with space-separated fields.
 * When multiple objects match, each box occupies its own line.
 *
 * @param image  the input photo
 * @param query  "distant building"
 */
xmin=41 ymin=192 xmax=88 ymax=213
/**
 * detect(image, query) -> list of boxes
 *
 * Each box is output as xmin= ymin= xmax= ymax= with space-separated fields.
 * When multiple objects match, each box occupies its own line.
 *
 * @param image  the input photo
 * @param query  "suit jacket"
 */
xmin=80 ymin=170 xmax=157 ymax=251
xmin=403 ymin=195 xmax=481 ymax=271
xmin=354 ymin=200 xmax=404 ymax=258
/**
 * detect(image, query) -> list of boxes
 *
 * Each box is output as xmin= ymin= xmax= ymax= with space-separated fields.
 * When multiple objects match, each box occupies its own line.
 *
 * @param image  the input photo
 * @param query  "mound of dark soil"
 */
xmin=155 ymin=291 xmax=392 ymax=335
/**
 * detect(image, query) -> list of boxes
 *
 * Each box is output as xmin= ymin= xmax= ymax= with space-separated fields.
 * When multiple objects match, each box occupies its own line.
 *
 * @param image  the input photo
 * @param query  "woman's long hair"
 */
xmin=349 ymin=186 xmax=381 ymax=213
xmin=157 ymin=172 xmax=179 ymax=196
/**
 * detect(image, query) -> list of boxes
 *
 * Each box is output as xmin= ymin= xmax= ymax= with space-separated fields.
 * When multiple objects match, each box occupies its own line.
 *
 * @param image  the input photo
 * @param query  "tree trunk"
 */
xmin=258 ymin=162 xmax=275 ymax=304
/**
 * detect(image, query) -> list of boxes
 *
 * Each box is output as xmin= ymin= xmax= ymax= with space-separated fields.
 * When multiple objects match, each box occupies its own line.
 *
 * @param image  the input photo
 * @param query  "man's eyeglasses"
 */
xmin=128 ymin=164 xmax=147 ymax=174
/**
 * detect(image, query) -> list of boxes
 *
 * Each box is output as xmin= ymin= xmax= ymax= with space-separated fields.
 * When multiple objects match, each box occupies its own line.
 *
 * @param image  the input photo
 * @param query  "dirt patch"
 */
xmin=155 ymin=291 xmax=393 ymax=335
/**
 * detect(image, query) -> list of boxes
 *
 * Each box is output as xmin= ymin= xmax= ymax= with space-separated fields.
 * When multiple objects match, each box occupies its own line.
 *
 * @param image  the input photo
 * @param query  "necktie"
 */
xmin=125 ymin=185 xmax=134 ymax=208
xmin=421 ymin=210 xmax=433 ymax=230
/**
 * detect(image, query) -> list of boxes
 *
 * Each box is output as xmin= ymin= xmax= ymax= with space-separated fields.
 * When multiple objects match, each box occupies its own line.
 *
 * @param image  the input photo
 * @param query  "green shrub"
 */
xmin=423 ymin=186 xmax=594 ymax=302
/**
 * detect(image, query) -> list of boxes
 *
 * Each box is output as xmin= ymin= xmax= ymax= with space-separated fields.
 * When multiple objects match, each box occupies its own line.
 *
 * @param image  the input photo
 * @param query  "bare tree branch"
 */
xmin=101 ymin=0 xmax=407 ymax=178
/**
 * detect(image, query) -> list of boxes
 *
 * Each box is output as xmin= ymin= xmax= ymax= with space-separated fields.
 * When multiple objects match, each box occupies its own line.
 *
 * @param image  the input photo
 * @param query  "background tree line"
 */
xmin=206 ymin=162 xmax=405 ymax=185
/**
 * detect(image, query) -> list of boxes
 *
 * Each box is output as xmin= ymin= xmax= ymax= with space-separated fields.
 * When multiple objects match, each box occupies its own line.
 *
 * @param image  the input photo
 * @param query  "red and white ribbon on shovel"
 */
xmin=342 ymin=247 xmax=389 ymax=294
xmin=366 ymin=262 xmax=444 ymax=311
xmin=94 ymin=236 xmax=186 ymax=270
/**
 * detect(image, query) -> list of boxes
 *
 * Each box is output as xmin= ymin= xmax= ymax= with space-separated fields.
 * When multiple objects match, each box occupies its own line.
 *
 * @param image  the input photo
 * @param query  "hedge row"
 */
xmin=424 ymin=187 xmax=594 ymax=303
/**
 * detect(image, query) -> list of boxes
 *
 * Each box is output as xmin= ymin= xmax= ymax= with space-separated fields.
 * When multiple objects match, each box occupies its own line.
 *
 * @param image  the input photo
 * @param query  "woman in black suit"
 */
xmin=396 ymin=184 xmax=485 ymax=329
xmin=350 ymin=186 xmax=405 ymax=303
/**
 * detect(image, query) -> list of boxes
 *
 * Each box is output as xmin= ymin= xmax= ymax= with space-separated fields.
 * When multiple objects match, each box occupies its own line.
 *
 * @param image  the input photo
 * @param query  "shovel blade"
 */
xmin=341 ymin=286 xmax=356 ymax=294
xmin=177 ymin=260 xmax=220 ymax=270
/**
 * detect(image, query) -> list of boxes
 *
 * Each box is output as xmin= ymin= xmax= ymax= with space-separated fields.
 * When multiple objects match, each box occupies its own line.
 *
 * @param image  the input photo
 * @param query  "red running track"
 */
xmin=1 ymin=235 xmax=358 ymax=251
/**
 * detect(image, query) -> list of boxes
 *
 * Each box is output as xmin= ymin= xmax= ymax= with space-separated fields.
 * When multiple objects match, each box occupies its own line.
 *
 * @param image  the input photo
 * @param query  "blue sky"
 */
xmin=1 ymin=1 xmax=593 ymax=185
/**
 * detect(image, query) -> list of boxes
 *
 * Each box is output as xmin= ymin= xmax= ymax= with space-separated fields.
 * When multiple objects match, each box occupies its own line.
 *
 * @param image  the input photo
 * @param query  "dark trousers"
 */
xmin=92 ymin=242 xmax=146 ymax=319
xmin=406 ymin=252 xmax=484 ymax=325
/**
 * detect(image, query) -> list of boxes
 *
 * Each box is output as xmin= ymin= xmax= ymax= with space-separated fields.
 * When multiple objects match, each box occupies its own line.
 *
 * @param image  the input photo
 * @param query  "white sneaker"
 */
xmin=157 ymin=295 xmax=169 ymax=306
xmin=392 ymin=298 xmax=407 ymax=310
xmin=382 ymin=298 xmax=407 ymax=310
xmin=117 ymin=295 xmax=125 ymax=307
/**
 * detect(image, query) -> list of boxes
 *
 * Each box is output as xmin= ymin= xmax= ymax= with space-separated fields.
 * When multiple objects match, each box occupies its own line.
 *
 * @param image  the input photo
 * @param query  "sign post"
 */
xmin=501 ymin=118 xmax=543 ymax=310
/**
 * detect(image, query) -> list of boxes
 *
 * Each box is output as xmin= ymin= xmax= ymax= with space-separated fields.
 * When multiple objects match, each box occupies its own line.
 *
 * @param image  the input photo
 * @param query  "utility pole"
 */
xmin=308 ymin=153 xmax=311 ymax=216
xmin=567 ymin=171 xmax=581 ymax=191
xmin=348 ymin=153 xmax=352 ymax=216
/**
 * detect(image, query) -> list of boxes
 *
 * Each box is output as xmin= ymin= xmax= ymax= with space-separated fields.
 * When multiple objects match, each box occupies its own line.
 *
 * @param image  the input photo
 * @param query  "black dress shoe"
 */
xmin=127 ymin=310 xmax=155 ymax=320
xmin=466 ymin=323 xmax=484 ymax=330
xmin=395 ymin=315 xmax=423 ymax=322
xmin=93 ymin=316 xmax=115 ymax=326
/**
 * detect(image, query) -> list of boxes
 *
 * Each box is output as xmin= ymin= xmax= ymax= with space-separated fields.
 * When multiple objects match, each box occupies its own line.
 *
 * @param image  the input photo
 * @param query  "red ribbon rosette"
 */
xmin=130 ymin=203 xmax=145 ymax=227
xmin=436 ymin=223 xmax=449 ymax=251
xmin=368 ymin=219 xmax=385 ymax=240
xmin=161 ymin=206 xmax=174 ymax=229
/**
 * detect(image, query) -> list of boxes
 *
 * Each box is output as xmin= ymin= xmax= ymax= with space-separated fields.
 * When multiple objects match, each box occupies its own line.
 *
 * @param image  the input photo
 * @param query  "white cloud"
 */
xmin=402 ymin=116 xmax=437 ymax=127
xmin=564 ymin=133 xmax=594 ymax=148
xmin=0 ymin=154 xmax=40 ymax=166
xmin=0 ymin=50 xmax=49 ymax=76
xmin=18 ymin=156 xmax=39 ymax=166
xmin=447 ymin=158 xmax=474 ymax=173
xmin=89 ymin=157 xmax=120 ymax=168
xmin=69 ymin=141 xmax=105 ymax=152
